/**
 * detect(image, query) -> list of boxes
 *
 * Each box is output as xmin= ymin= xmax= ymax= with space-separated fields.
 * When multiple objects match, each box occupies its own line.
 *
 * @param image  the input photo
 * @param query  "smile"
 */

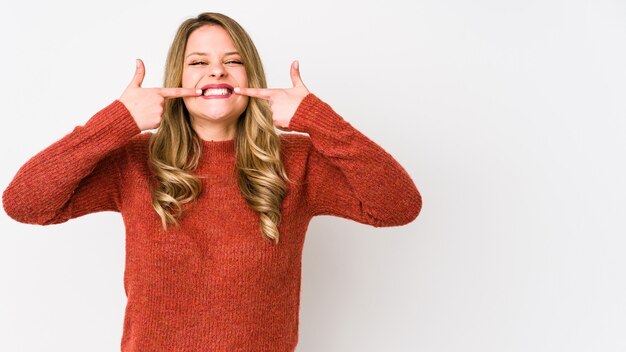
xmin=200 ymin=83 xmax=234 ymax=99
xmin=201 ymin=88 xmax=232 ymax=99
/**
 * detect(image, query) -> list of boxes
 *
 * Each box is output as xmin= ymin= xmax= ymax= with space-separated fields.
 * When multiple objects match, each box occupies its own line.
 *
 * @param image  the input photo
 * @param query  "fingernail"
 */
xmin=294 ymin=60 xmax=299 ymax=69
xmin=196 ymin=89 xmax=203 ymax=95
xmin=234 ymin=87 xmax=240 ymax=92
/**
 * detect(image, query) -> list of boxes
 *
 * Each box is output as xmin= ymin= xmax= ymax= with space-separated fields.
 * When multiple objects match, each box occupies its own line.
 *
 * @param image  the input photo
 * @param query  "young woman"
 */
xmin=3 ymin=12 xmax=422 ymax=352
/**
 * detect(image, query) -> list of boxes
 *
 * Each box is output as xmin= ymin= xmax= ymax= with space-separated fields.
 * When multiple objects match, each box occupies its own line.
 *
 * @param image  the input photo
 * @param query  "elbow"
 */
xmin=395 ymin=183 xmax=423 ymax=226
xmin=3 ymin=187 xmax=21 ymax=222
xmin=401 ymin=192 xmax=424 ymax=226
xmin=403 ymin=189 xmax=422 ymax=225
xmin=402 ymin=180 xmax=423 ymax=225
xmin=382 ymin=170 xmax=423 ymax=227
xmin=371 ymin=187 xmax=422 ymax=228
xmin=3 ymin=188 xmax=32 ymax=224
xmin=2 ymin=187 xmax=49 ymax=225
xmin=397 ymin=190 xmax=422 ymax=226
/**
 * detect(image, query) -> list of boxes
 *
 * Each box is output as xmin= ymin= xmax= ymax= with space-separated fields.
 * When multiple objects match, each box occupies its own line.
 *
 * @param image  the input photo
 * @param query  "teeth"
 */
xmin=202 ymin=88 xmax=231 ymax=96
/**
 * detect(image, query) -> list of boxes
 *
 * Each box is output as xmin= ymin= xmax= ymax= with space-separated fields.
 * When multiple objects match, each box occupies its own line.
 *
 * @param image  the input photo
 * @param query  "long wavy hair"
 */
xmin=148 ymin=12 xmax=290 ymax=244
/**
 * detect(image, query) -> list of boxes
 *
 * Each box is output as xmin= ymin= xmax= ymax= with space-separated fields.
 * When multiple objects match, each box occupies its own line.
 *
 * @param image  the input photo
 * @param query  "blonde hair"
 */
xmin=149 ymin=12 xmax=290 ymax=244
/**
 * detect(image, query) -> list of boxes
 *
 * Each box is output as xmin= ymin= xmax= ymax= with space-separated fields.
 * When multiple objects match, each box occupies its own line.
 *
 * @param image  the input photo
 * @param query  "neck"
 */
xmin=190 ymin=116 xmax=238 ymax=142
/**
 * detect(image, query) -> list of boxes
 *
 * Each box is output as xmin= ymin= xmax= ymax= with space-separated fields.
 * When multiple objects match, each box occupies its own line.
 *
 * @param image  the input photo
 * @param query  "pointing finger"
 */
xmin=159 ymin=87 xmax=203 ymax=98
xmin=233 ymin=87 xmax=273 ymax=100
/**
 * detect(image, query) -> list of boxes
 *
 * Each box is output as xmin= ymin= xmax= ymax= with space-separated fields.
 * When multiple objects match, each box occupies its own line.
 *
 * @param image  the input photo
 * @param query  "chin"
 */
xmin=196 ymin=108 xmax=243 ymax=121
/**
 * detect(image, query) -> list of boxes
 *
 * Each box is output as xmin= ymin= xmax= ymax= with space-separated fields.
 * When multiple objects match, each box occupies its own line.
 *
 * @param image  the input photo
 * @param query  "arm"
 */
xmin=2 ymin=100 xmax=141 ymax=225
xmin=288 ymin=93 xmax=422 ymax=227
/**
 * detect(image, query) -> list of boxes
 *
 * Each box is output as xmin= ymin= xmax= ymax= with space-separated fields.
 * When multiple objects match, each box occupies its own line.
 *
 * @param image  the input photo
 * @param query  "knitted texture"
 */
xmin=3 ymin=93 xmax=422 ymax=351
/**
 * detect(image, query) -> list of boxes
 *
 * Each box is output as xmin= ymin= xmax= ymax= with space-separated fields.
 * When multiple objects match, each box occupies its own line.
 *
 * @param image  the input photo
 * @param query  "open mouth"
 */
xmin=201 ymin=88 xmax=233 ymax=96
xmin=200 ymin=83 xmax=234 ymax=97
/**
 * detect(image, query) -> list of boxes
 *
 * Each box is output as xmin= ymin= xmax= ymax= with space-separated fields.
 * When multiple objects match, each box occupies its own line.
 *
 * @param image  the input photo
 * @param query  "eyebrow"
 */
xmin=185 ymin=51 xmax=240 ymax=59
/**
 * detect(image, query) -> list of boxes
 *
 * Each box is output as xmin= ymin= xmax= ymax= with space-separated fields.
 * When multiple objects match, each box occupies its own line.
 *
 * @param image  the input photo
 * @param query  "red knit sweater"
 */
xmin=3 ymin=93 xmax=421 ymax=351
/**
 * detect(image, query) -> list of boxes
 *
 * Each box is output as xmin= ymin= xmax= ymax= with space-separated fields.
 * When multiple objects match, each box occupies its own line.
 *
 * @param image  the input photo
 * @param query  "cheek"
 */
xmin=240 ymin=96 xmax=250 ymax=111
xmin=181 ymin=69 xmax=200 ymax=87
xmin=181 ymin=72 xmax=191 ymax=87
xmin=229 ymin=68 xmax=247 ymax=86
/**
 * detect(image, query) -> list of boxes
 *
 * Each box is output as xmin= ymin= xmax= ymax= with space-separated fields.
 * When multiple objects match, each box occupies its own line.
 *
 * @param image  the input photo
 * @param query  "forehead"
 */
xmin=185 ymin=24 xmax=237 ymax=54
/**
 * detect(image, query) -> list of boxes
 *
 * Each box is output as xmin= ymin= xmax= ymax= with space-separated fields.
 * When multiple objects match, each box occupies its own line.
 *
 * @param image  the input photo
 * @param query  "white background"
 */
xmin=1 ymin=0 xmax=625 ymax=351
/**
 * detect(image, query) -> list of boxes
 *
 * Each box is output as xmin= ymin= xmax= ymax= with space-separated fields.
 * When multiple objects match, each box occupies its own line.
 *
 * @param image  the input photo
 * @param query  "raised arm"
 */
xmin=234 ymin=60 xmax=422 ymax=227
xmin=2 ymin=100 xmax=141 ymax=224
xmin=2 ymin=59 xmax=203 ymax=225
xmin=288 ymin=93 xmax=422 ymax=227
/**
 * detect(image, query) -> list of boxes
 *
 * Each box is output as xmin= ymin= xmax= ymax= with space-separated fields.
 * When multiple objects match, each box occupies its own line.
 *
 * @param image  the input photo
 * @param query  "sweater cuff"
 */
xmin=287 ymin=93 xmax=348 ymax=135
xmin=82 ymin=100 xmax=142 ymax=148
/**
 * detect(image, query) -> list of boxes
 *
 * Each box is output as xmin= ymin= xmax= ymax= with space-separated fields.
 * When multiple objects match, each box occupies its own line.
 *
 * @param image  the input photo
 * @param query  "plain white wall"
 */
xmin=1 ymin=0 xmax=625 ymax=351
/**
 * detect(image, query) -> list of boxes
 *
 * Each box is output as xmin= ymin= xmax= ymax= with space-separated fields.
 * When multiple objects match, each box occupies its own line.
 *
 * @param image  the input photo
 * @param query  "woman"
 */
xmin=3 ymin=12 xmax=422 ymax=352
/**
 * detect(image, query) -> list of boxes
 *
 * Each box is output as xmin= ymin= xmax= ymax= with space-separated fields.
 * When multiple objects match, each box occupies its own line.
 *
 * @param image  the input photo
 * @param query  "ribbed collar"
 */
xmin=200 ymin=137 xmax=236 ymax=160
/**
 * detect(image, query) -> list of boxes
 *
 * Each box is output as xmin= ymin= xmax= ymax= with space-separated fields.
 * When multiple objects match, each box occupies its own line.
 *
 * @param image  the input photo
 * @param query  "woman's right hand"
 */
xmin=119 ymin=59 xmax=202 ymax=131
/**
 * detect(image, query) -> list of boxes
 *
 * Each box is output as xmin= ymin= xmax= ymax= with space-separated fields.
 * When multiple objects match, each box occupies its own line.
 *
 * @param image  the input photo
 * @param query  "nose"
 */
xmin=207 ymin=63 xmax=226 ymax=78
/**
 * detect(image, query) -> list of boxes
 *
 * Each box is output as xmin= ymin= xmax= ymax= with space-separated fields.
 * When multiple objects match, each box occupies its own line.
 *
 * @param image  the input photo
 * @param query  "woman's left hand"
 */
xmin=233 ymin=60 xmax=310 ymax=130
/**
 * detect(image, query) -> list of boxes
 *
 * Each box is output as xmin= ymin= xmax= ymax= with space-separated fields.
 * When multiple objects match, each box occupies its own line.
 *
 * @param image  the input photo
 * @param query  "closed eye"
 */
xmin=190 ymin=61 xmax=243 ymax=66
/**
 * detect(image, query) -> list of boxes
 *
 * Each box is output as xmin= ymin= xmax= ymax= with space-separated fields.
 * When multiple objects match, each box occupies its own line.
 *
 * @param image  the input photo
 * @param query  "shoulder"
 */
xmin=122 ymin=131 xmax=151 ymax=154
xmin=279 ymin=132 xmax=316 ymax=161
xmin=279 ymin=132 xmax=313 ymax=152
xmin=114 ymin=131 xmax=152 ymax=168
xmin=278 ymin=132 xmax=316 ymax=180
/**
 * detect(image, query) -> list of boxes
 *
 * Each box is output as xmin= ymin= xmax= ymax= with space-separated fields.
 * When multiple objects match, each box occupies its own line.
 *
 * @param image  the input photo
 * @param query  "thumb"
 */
xmin=290 ymin=60 xmax=305 ymax=88
xmin=129 ymin=58 xmax=145 ymax=88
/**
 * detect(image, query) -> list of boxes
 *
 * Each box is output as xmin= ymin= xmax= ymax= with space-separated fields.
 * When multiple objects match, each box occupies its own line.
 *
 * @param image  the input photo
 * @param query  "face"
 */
xmin=182 ymin=25 xmax=249 ymax=126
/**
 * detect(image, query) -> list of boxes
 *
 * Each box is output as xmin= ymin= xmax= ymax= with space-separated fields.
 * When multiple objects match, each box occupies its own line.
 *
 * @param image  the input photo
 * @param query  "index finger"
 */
xmin=233 ymin=87 xmax=273 ymax=100
xmin=158 ymin=87 xmax=203 ymax=98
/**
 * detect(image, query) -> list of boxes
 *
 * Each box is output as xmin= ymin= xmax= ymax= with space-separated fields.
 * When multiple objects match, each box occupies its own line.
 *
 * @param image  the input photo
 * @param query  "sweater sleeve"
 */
xmin=287 ymin=93 xmax=422 ymax=227
xmin=2 ymin=100 xmax=142 ymax=225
